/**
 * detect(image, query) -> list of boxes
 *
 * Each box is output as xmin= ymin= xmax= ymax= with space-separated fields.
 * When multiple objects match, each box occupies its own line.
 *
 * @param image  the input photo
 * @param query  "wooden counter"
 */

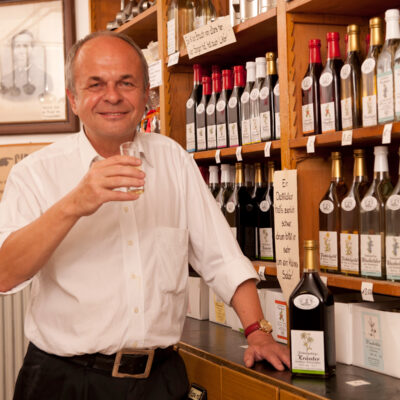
xmin=178 ymin=318 xmax=400 ymax=400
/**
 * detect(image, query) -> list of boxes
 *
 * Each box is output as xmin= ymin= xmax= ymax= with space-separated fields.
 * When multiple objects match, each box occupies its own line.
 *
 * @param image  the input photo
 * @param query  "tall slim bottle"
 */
xmin=362 ymin=17 xmax=384 ymax=127
xmin=216 ymin=69 xmax=233 ymax=149
xmin=340 ymin=25 xmax=362 ymax=130
xmin=206 ymin=72 xmax=221 ymax=150
xmin=178 ymin=0 xmax=195 ymax=44
xmin=196 ymin=76 xmax=211 ymax=151
xmin=385 ymin=148 xmax=400 ymax=282
xmin=252 ymin=163 xmax=264 ymax=259
xmin=208 ymin=165 xmax=220 ymax=198
xmin=319 ymin=152 xmax=347 ymax=273
xmin=241 ymin=61 xmax=255 ymax=145
xmin=360 ymin=146 xmax=393 ymax=280
xmin=239 ymin=0 xmax=258 ymax=22
xmin=194 ymin=0 xmax=216 ymax=29
xmin=320 ymin=32 xmax=343 ymax=133
xmin=215 ymin=163 xmax=232 ymax=211
xmin=186 ymin=64 xmax=202 ymax=152
xmin=167 ymin=0 xmax=179 ymax=55
xmin=340 ymin=149 xmax=369 ymax=276
xmin=302 ymin=39 xmax=323 ymax=135
xmin=377 ymin=9 xmax=400 ymax=124
xmin=228 ymin=65 xmax=245 ymax=147
xmin=289 ymin=240 xmax=336 ymax=378
xmin=250 ymin=57 xmax=266 ymax=143
xmin=273 ymin=78 xmax=280 ymax=140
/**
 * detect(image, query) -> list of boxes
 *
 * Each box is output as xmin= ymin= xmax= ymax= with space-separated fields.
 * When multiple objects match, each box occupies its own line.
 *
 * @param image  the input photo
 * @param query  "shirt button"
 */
xmin=127 ymin=240 xmax=133 ymax=246
xmin=123 ymin=206 xmax=129 ymax=213
xmin=131 ymin=273 xmax=137 ymax=279
xmin=134 ymin=307 xmax=139 ymax=314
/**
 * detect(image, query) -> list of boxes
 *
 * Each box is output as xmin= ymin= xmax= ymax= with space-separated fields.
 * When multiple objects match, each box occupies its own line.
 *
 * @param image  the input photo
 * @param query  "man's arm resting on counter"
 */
xmin=231 ymin=279 xmax=290 ymax=371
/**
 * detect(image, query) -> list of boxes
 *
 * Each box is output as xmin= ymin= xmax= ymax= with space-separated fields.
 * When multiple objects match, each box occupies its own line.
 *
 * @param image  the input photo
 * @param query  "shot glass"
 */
xmin=119 ymin=141 xmax=144 ymax=194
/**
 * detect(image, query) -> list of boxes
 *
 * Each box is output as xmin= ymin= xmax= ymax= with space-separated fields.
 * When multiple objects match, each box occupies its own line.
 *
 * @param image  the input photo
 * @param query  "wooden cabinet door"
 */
xmin=280 ymin=389 xmax=307 ymax=400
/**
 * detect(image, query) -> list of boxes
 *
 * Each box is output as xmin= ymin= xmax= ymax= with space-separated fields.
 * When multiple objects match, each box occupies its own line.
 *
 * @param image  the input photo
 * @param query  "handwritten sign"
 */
xmin=274 ymin=169 xmax=300 ymax=302
xmin=148 ymin=60 xmax=162 ymax=89
xmin=184 ymin=16 xmax=236 ymax=59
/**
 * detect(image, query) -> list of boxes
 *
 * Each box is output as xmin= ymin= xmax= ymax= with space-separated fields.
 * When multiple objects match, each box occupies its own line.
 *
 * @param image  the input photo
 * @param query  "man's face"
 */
xmin=67 ymin=36 xmax=149 ymax=146
xmin=13 ymin=33 xmax=33 ymax=68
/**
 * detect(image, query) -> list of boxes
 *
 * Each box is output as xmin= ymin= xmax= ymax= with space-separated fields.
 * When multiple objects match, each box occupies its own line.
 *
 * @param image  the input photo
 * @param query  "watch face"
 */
xmin=259 ymin=319 xmax=273 ymax=333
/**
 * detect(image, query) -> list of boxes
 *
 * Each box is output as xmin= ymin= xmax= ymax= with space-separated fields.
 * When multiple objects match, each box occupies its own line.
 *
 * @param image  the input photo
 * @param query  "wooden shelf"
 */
xmin=116 ymin=5 xmax=157 ymax=48
xmin=252 ymin=261 xmax=277 ymax=277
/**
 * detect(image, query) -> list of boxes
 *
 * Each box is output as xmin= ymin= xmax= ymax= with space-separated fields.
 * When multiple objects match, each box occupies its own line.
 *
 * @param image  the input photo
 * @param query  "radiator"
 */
xmin=0 ymin=287 xmax=30 ymax=400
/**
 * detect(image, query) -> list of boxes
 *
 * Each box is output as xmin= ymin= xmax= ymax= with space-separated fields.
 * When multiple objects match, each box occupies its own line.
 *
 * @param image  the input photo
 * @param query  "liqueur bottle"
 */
xmin=227 ymin=65 xmax=245 ymax=147
xmin=194 ymin=0 xmax=216 ymax=29
xmin=178 ymin=0 xmax=195 ymax=44
xmin=302 ymin=39 xmax=323 ymax=136
xmin=167 ymin=0 xmax=179 ymax=55
xmin=186 ymin=64 xmax=202 ymax=152
xmin=239 ymin=0 xmax=258 ymax=22
xmin=320 ymin=32 xmax=343 ymax=133
xmin=196 ymin=76 xmax=211 ymax=151
xmin=340 ymin=149 xmax=369 ymax=276
xmin=289 ymin=240 xmax=336 ymax=378
xmin=377 ymin=9 xmax=400 ymax=124
xmin=250 ymin=57 xmax=266 ymax=143
xmin=215 ymin=163 xmax=232 ymax=211
xmin=340 ymin=24 xmax=362 ymax=130
xmin=242 ymin=163 xmax=257 ymax=259
xmin=362 ymin=17 xmax=384 ymax=127
xmin=252 ymin=162 xmax=265 ymax=260
xmin=216 ymin=69 xmax=233 ymax=148
xmin=245 ymin=163 xmax=255 ymax=190
xmin=360 ymin=146 xmax=393 ymax=280
xmin=241 ymin=61 xmax=255 ymax=146
xmin=385 ymin=148 xmax=400 ymax=282
xmin=206 ymin=72 xmax=221 ymax=150
xmin=208 ymin=165 xmax=220 ymax=198
xmin=273 ymin=78 xmax=280 ymax=140
xmin=319 ymin=152 xmax=347 ymax=273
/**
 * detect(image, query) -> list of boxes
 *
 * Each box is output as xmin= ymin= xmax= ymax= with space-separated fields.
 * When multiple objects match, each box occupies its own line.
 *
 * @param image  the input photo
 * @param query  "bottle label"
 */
xmin=228 ymin=97 xmax=237 ymax=109
xmin=260 ymin=87 xmax=269 ymax=100
xmin=320 ymin=102 xmax=335 ymax=133
xmin=361 ymin=311 xmax=384 ymax=371
xmin=197 ymin=127 xmax=206 ymax=150
xmin=361 ymin=196 xmax=378 ymax=212
xmin=207 ymin=125 xmax=216 ymax=148
xmin=394 ymin=64 xmax=400 ymax=118
xmin=274 ymin=300 xmax=288 ymax=343
xmin=250 ymin=88 xmax=259 ymax=101
xmin=361 ymin=58 xmax=375 ymax=75
xmin=228 ymin=122 xmax=239 ymax=147
xmin=340 ymin=233 xmax=359 ymax=273
xmin=206 ymin=103 xmax=215 ymax=115
xmin=259 ymin=227 xmax=274 ymax=259
xmin=216 ymin=124 xmax=227 ymax=148
xmin=275 ymin=112 xmax=281 ymax=139
xmin=250 ymin=116 xmax=261 ymax=143
xmin=197 ymin=103 xmax=205 ymax=114
xmin=241 ymin=92 xmax=250 ymax=104
xmin=186 ymin=98 xmax=195 ymax=109
xmin=216 ymin=100 xmax=226 ymax=112
xmin=341 ymin=196 xmax=356 ymax=211
xmin=293 ymin=294 xmax=319 ymax=310
xmin=340 ymin=64 xmax=351 ymax=80
xmin=377 ymin=70 xmax=394 ymax=123
xmin=387 ymin=194 xmax=400 ymax=211
xmin=291 ymin=330 xmax=325 ymax=375
xmin=319 ymin=200 xmax=334 ymax=214
xmin=302 ymin=103 xmax=315 ymax=134
xmin=320 ymin=72 xmax=333 ymax=87
xmin=241 ymin=119 xmax=251 ymax=145
xmin=260 ymin=199 xmax=271 ymax=212
xmin=226 ymin=201 xmax=235 ymax=213
xmin=386 ymin=235 xmax=400 ymax=280
xmin=341 ymin=97 xmax=353 ymax=129
xmin=360 ymin=234 xmax=382 ymax=277
xmin=274 ymin=83 xmax=280 ymax=96
xmin=260 ymin=111 xmax=271 ymax=141
xmin=167 ymin=18 xmax=176 ymax=55
xmin=186 ymin=122 xmax=195 ymax=152
xmin=362 ymin=95 xmax=377 ymax=127
xmin=301 ymin=76 xmax=313 ymax=91
xmin=319 ymin=231 xmax=338 ymax=269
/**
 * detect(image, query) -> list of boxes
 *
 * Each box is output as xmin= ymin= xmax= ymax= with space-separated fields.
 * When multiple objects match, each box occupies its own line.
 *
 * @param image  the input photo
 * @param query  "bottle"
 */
xmin=385 ymin=148 xmax=400 ymax=282
xmin=320 ymin=32 xmax=343 ymax=133
xmin=208 ymin=165 xmax=220 ymax=198
xmin=215 ymin=164 xmax=232 ymax=211
xmin=206 ymin=72 xmax=221 ymax=150
xmin=242 ymin=163 xmax=257 ymax=259
xmin=377 ymin=9 xmax=400 ymax=124
xmin=340 ymin=25 xmax=362 ymax=130
xmin=362 ymin=17 xmax=384 ymax=127
xmin=259 ymin=52 xmax=278 ymax=142
xmin=241 ymin=61 xmax=255 ymax=146
xmin=194 ymin=0 xmax=216 ymax=29
xmin=289 ymin=240 xmax=336 ymax=378
xmin=250 ymin=57 xmax=266 ymax=143
xmin=229 ymin=0 xmax=241 ymax=27
xmin=302 ymin=39 xmax=323 ymax=135
xmin=167 ymin=0 xmax=179 ymax=55
xmin=216 ymin=69 xmax=233 ymax=149
xmin=245 ymin=163 xmax=255 ymax=190
xmin=178 ymin=0 xmax=195 ymax=44
xmin=319 ymin=152 xmax=347 ymax=274
xmin=273 ymin=78 xmax=280 ymax=140
xmin=340 ymin=149 xmax=369 ymax=276
xmin=227 ymin=65 xmax=245 ymax=147
xmin=196 ymin=76 xmax=211 ymax=151
xmin=239 ymin=0 xmax=258 ymax=22
xmin=186 ymin=64 xmax=202 ymax=153
xmin=256 ymin=161 xmax=275 ymax=261
xmin=365 ymin=33 xmax=370 ymax=56
xmin=360 ymin=146 xmax=393 ymax=280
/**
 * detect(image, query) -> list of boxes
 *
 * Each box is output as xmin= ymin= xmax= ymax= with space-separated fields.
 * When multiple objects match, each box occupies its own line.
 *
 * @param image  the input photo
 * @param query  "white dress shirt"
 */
xmin=0 ymin=131 xmax=258 ymax=356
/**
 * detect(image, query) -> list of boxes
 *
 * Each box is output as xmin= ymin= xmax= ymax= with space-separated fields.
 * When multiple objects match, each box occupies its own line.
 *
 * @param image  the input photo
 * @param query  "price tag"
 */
xmin=215 ymin=149 xmax=221 ymax=164
xmin=320 ymin=275 xmax=328 ymax=286
xmin=264 ymin=141 xmax=272 ymax=157
xmin=341 ymin=130 xmax=353 ymax=146
xmin=167 ymin=51 xmax=180 ymax=67
xmin=306 ymin=135 xmax=316 ymax=153
xmin=361 ymin=281 xmax=374 ymax=302
xmin=236 ymin=146 xmax=242 ymax=161
xmin=258 ymin=266 xmax=266 ymax=281
xmin=148 ymin=60 xmax=162 ymax=89
xmin=382 ymin=123 xmax=393 ymax=144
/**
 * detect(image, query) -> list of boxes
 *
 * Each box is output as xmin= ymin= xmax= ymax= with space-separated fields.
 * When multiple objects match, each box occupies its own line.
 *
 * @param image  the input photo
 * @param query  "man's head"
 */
xmin=12 ymin=30 xmax=34 ymax=68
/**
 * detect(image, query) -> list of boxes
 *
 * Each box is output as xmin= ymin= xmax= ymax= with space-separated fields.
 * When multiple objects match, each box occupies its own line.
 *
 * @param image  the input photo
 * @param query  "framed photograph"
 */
xmin=0 ymin=0 xmax=79 ymax=134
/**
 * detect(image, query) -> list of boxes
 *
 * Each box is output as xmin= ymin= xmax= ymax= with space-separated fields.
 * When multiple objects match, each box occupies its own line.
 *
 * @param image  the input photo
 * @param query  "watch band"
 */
xmin=244 ymin=321 xmax=260 ymax=338
xmin=244 ymin=319 xmax=273 ymax=338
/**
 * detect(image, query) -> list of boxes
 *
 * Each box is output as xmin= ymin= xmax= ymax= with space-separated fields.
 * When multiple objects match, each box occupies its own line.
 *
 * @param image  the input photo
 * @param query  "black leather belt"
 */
xmin=29 ymin=343 xmax=174 ymax=379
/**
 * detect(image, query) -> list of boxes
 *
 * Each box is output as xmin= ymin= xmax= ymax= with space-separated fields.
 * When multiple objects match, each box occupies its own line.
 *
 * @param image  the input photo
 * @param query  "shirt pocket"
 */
xmin=155 ymin=227 xmax=189 ymax=294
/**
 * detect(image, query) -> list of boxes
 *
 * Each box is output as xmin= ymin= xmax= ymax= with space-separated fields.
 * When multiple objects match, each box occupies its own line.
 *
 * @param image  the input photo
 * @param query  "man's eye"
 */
xmin=121 ymin=81 xmax=134 ymax=87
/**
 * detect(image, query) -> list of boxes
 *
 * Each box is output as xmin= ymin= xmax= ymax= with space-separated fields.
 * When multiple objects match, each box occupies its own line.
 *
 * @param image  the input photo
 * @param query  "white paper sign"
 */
xmin=361 ymin=281 xmax=374 ymax=302
xmin=236 ymin=146 xmax=242 ymax=161
xmin=264 ymin=141 xmax=272 ymax=157
xmin=215 ymin=149 xmax=221 ymax=164
xmin=184 ymin=16 xmax=237 ymax=59
xmin=342 ymin=130 xmax=353 ymax=146
xmin=382 ymin=123 xmax=392 ymax=144
xmin=274 ymin=170 xmax=301 ymax=303
xmin=167 ymin=51 xmax=180 ymax=67
xmin=149 ymin=60 xmax=162 ymax=89
xmin=258 ymin=266 xmax=266 ymax=281
xmin=346 ymin=380 xmax=371 ymax=387
xmin=306 ymin=135 xmax=316 ymax=153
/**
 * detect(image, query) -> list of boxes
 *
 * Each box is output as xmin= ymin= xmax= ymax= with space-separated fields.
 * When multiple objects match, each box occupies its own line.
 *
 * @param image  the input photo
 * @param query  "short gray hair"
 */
xmin=65 ymin=31 xmax=149 ymax=94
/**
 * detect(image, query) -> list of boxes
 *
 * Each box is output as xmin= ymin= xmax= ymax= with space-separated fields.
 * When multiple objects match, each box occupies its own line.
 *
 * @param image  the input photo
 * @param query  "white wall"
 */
xmin=0 ymin=0 xmax=90 ymax=145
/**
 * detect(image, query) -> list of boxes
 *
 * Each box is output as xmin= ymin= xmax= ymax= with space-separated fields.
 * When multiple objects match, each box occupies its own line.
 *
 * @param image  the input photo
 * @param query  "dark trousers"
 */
xmin=13 ymin=343 xmax=189 ymax=400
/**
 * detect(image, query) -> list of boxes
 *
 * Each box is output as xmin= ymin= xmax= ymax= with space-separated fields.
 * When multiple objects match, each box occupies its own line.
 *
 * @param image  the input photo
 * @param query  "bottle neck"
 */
xmin=267 ymin=165 xmax=274 ymax=183
xmin=374 ymin=152 xmax=389 ymax=173
xmin=309 ymin=45 xmax=322 ymax=64
xmin=202 ymin=79 xmax=211 ymax=96
xmin=234 ymin=69 xmax=245 ymax=88
xmin=386 ymin=16 xmax=400 ymax=40
xmin=266 ymin=59 xmax=277 ymax=76
xmin=209 ymin=169 xmax=219 ymax=184
xmin=235 ymin=165 xmax=244 ymax=186
xmin=256 ymin=62 xmax=266 ymax=79
xmin=354 ymin=155 xmax=367 ymax=179
xmin=193 ymin=66 xmax=202 ymax=85
xmin=370 ymin=24 xmax=384 ymax=47
xmin=246 ymin=67 xmax=256 ymax=83
xmin=220 ymin=167 xmax=230 ymax=184
xmin=212 ymin=74 xmax=221 ymax=94
xmin=327 ymin=38 xmax=341 ymax=60
xmin=222 ymin=73 xmax=233 ymax=91
xmin=303 ymin=246 xmax=318 ymax=272
xmin=331 ymin=157 xmax=343 ymax=180
xmin=348 ymin=32 xmax=361 ymax=54
xmin=254 ymin=165 xmax=262 ymax=185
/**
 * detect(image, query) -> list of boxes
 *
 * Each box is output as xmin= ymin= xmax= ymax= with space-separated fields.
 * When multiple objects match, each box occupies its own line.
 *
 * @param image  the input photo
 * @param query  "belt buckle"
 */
xmin=112 ymin=349 xmax=155 ymax=379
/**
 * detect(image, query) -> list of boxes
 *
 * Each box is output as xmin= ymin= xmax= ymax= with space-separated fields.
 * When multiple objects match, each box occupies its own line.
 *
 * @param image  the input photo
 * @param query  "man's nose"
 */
xmin=103 ymin=83 xmax=122 ymax=103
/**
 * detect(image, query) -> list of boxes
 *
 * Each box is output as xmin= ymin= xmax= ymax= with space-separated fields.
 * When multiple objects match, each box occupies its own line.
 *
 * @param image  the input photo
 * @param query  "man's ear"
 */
xmin=66 ymin=89 xmax=78 ymax=115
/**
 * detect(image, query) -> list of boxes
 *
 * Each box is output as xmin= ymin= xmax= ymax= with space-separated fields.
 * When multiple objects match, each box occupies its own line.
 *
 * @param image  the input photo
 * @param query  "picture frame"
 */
xmin=0 ymin=0 xmax=79 ymax=134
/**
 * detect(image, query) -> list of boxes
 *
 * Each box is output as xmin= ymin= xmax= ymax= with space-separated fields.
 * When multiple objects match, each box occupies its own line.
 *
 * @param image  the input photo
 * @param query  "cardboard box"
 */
xmin=265 ymin=288 xmax=288 ymax=345
xmin=186 ymin=276 xmax=209 ymax=320
xmin=208 ymin=288 xmax=229 ymax=327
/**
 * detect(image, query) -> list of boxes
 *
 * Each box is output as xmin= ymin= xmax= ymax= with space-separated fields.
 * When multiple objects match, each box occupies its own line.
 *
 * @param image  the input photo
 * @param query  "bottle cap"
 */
xmin=369 ymin=17 xmax=383 ymax=28
xmin=385 ymin=9 xmax=400 ymax=20
xmin=326 ymin=32 xmax=340 ymax=41
xmin=374 ymin=145 xmax=388 ymax=155
xmin=268 ymin=160 xmax=275 ymax=168
xmin=347 ymin=24 xmax=359 ymax=33
xmin=235 ymin=162 xmax=242 ymax=169
xmin=331 ymin=151 xmax=341 ymax=159
xmin=304 ymin=240 xmax=317 ymax=250
xmin=255 ymin=57 xmax=266 ymax=65
xmin=220 ymin=163 xmax=230 ymax=171
xmin=309 ymin=39 xmax=321 ymax=47
xmin=265 ymin=52 xmax=276 ymax=61
xmin=353 ymin=149 xmax=365 ymax=156
xmin=246 ymin=61 xmax=256 ymax=69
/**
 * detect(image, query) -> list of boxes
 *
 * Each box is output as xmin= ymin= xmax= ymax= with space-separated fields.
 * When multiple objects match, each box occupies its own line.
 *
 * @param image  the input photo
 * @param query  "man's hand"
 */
xmin=244 ymin=330 xmax=290 ymax=371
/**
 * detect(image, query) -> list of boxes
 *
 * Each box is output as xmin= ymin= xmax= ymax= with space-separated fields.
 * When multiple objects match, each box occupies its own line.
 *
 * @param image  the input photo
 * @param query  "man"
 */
xmin=0 ymin=31 xmax=289 ymax=400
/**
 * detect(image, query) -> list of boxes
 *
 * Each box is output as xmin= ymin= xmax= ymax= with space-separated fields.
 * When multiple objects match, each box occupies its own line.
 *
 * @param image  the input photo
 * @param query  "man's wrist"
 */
xmin=244 ymin=319 xmax=273 ymax=338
